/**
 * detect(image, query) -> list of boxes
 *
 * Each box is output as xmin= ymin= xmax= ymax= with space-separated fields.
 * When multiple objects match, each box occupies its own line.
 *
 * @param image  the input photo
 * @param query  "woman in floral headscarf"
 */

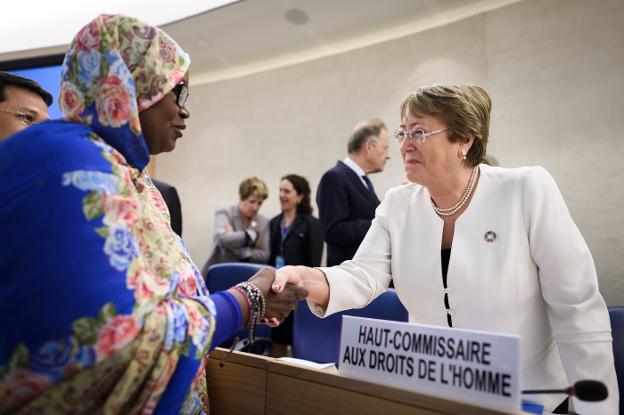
xmin=0 ymin=15 xmax=305 ymax=414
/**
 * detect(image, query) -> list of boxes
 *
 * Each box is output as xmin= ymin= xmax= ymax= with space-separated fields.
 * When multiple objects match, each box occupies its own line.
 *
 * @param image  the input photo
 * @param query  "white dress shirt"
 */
xmin=310 ymin=164 xmax=619 ymax=414
xmin=343 ymin=156 xmax=369 ymax=190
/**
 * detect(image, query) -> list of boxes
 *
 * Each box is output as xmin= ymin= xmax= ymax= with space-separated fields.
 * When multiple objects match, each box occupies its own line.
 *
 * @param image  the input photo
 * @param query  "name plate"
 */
xmin=339 ymin=316 xmax=520 ymax=413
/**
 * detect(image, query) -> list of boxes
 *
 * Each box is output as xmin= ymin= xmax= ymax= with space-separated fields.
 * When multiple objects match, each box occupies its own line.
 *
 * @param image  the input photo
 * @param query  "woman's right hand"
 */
xmin=272 ymin=265 xmax=330 ymax=307
xmin=247 ymin=267 xmax=308 ymax=324
xmin=271 ymin=265 xmax=305 ymax=291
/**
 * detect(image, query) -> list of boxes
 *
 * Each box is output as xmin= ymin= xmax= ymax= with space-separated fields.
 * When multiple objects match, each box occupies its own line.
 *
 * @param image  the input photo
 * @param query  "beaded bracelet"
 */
xmin=235 ymin=282 xmax=266 ymax=345
xmin=232 ymin=286 xmax=253 ymax=325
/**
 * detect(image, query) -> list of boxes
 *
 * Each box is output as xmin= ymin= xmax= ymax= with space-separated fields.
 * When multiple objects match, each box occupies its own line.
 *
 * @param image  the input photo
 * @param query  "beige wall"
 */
xmin=156 ymin=0 xmax=624 ymax=305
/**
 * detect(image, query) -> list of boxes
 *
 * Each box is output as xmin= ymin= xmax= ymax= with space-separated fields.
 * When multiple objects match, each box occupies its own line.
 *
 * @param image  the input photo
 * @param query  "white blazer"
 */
xmin=311 ymin=165 xmax=618 ymax=414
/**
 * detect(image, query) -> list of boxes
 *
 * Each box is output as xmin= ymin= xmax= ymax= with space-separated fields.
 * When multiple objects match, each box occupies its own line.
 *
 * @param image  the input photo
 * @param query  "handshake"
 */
xmin=245 ymin=266 xmax=308 ymax=326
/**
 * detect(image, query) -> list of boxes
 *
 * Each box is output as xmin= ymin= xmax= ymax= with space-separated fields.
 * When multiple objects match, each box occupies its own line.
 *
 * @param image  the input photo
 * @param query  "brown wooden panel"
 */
xmin=266 ymin=372 xmax=441 ymax=415
xmin=206 ymin=350 xmax=267 ymax=415
xmin=211 ymin=347 xmax=270 ymax=370
xmin=206 ymin=349 xmax=520 ymax=415
xmin=266 ymin=360 xmax=515 ymax=415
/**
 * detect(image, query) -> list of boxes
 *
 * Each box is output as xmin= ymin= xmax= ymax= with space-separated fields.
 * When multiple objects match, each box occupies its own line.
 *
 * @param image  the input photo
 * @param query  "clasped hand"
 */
xmin=247 ymin=267 xmax=308 ymax=326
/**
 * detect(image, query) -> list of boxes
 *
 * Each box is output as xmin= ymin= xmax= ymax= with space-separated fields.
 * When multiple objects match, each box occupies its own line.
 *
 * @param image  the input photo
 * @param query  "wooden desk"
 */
xmin=207 ymin=348 xmax=522 ymax=415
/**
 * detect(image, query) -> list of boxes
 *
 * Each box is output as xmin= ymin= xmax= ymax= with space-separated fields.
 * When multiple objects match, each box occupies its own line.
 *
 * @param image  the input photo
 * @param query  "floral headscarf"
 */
xmin=60 ymin=14 xmax=190 ymax=170
xmin=0 ymin=15 xmax=219 ymax=414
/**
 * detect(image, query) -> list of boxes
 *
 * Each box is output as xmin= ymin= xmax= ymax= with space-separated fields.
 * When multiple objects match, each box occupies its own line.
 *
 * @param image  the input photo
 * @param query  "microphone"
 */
xmin=522 ymin=380 xmax=608 ymax=402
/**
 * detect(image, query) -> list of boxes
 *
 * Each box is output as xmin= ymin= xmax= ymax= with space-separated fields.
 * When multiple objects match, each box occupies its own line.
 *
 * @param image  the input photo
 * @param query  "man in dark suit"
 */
xmin=153 ymin=179 xmax=183 ymax=237
xmin=316 ymin=118 xmax=390 ymax=266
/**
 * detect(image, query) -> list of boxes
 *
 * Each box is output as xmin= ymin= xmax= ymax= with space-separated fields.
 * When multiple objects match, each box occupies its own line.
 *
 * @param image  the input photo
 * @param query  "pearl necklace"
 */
xmin=432 ymin=166 xmax=479 ymax=217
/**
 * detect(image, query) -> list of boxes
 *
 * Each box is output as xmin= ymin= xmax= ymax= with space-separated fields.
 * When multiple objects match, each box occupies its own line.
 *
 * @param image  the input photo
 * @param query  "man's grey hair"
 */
xmin=347 ymin=118 xmax=386 ymax=154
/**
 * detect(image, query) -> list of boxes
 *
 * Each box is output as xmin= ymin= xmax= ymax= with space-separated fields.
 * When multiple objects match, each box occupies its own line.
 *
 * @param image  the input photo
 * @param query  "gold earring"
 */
xmin=457 ymin=149 xmax=467 ymax=160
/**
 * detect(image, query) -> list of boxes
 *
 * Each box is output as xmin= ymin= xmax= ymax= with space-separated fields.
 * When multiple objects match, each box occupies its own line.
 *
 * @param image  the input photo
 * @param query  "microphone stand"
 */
xmin=522 ymin=380 xmax=608 ymax=415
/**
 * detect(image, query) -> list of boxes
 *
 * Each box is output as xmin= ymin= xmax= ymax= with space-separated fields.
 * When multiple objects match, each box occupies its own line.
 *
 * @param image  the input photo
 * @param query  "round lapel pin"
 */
xmin=484 ymin=230 xmax=497 ymax=242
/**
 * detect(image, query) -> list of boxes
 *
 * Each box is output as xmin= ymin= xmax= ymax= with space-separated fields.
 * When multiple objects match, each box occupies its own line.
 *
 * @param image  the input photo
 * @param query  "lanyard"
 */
xmin=279 ymin=217 xmax=293 ymax=255
xmin=275 ymin=216 xmax=294 ymax=268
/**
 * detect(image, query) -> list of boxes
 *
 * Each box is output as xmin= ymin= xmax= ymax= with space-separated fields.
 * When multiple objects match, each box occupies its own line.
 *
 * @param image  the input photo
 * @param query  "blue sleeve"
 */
xmin=210 ymin=291 xmax=244 ymax=349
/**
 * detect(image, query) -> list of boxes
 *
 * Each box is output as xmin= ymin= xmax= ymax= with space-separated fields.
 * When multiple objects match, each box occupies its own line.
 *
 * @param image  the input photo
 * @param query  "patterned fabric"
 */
xmin=0 ymin=15 xmax=219 ymax=415
xmin=59 ymin=14 xmax=190 ymax=170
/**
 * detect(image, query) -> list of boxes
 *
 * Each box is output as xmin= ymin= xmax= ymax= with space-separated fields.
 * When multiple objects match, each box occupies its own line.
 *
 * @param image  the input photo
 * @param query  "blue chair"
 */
xmin=293 ymin=289 xmax=408 ymax=364
xmin=608 ymin=306 xmax=624 ymax=415
xmin=204 ymin=263 xmax=272 ymax=347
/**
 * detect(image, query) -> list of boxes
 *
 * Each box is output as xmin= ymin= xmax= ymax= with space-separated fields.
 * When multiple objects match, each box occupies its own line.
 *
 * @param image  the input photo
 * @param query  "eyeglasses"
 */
xmin=394 ymin=127 xmax=449 ymax=145
xmin=0 ymin=108 xmax=40 ymax=126
xmin=171 ymin=81 xmax=189 ymax=108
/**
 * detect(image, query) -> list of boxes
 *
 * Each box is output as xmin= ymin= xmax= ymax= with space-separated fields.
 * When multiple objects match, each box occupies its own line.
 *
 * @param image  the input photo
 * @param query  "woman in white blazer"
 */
xmin=272 ymin=85 xmax=618 ymax=414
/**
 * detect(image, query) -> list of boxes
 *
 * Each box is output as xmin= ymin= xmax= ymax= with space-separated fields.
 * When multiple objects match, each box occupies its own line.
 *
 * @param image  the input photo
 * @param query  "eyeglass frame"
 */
xmin=393 ymin=127 xmax=449 ymax=145
xmin=171 ymin=81 xmax=189 ymax=108
xmin=0 ymin=108 xmax=42 ymax=126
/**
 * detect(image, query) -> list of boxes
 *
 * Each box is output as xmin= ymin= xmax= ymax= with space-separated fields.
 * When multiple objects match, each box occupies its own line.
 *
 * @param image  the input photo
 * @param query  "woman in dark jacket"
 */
xmin=269 ymin=174 xmax=323 ymax=352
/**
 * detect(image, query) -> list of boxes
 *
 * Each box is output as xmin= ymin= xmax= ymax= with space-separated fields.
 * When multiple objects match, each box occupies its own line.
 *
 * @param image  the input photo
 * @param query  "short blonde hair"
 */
xmin=399 ymin=85 xmax=491 ymax=167
xmin=239 ymin=176 xmax=269 ymax=200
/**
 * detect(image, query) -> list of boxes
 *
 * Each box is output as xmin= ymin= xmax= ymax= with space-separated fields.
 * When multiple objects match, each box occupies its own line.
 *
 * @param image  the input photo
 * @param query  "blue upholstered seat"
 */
xmin=204 ymin=263 xmax=272 ymax=346
xmin=608 ymin=306 xmax=624 ymax=415
xmin=293 ymin=288 xmax=408 ymax=364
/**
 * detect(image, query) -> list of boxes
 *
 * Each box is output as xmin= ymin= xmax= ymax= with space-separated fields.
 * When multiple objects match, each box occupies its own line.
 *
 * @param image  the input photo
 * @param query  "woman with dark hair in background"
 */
xmin=269 ymin=174 xmax=323 ymax=354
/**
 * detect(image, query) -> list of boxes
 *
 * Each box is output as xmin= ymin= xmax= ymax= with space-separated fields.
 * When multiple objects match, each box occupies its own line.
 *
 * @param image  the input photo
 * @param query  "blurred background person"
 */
xmin=268 ymin=174 xmax=323 ymax=355
xmin=202 ymin=176 xmax=270 ymax=274
xmin=273 ymin=85 xmax=619 ymax=414
xmin=316 ymin=118 xmax=390 ymax=266
xmin=0 ymin=71 xmax=52 ymax=141
xmin=0 ymin=15 xmax=305 ymax=414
